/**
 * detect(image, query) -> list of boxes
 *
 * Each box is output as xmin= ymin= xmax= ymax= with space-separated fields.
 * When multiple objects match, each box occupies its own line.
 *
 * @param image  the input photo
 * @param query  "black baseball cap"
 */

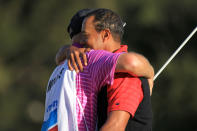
xmin=67 ymin=9 xmax=95 ymax=39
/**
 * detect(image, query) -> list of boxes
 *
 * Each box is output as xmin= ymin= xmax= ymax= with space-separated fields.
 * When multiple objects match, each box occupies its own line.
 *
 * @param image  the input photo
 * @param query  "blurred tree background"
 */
xmin=0 ymin=0 xmax=197 ymax=130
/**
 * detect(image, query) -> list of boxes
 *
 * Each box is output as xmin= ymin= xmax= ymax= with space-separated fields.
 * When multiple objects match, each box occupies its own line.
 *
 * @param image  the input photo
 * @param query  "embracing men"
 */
xmin=42 ymin=8 xmax=154 ymax=131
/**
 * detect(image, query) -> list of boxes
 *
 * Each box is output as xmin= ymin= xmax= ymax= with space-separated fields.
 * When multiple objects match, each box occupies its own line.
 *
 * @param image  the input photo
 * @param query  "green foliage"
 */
xmin=0 ymin=0 xmax=196 ymax=130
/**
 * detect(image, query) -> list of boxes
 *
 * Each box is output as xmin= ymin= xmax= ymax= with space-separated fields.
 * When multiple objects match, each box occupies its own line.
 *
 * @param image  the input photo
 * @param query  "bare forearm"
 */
xmin=100 ymin=111 xmax=130 ymax=131
xmin=55 ymin=45 xmax=69 ymax=65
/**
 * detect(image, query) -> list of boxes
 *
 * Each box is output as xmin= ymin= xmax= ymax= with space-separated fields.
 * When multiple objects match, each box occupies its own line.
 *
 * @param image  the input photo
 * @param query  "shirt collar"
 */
xmin=113 ymin=45 xmax=128 ymax=53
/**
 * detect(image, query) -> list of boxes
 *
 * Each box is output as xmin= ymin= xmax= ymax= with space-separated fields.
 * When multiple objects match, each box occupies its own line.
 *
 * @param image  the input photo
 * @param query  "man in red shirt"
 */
xmin=56 ymin=8 xmax=154 ymax=131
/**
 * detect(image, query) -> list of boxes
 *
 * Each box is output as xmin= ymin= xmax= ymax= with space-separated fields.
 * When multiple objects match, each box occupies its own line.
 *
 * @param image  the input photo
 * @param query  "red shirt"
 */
xmin=107 ymin=45 xmax=144 ymax=117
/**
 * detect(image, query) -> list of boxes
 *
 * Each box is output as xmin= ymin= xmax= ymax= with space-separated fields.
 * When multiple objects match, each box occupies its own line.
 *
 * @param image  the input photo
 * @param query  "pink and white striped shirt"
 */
xmin=42 ymin=49 xmax=121 ymax=131
xmin=76 ymin=50 xmax=121 ymax=131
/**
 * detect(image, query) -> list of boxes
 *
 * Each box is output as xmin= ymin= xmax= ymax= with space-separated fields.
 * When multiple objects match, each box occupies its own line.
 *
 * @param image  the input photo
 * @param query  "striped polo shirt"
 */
xmin=42 ymin=50 xmax=121 ymax=131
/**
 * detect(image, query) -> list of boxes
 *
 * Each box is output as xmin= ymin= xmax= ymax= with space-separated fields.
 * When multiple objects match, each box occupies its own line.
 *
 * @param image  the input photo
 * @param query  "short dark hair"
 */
xmin=67 ymin=9 xmax=94 ymax=38
xmin=86 ymin=8 xmax=125 ymax=42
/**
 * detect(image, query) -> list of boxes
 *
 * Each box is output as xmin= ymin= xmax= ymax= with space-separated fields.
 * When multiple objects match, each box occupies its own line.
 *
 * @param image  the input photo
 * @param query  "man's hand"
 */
xmin=55 ymin=45 xmax=90 ymax=73
xmin=148 ymin=77 xmax=154 ymax=95
xmin=67 ymin=46 xmax=90 ymax=73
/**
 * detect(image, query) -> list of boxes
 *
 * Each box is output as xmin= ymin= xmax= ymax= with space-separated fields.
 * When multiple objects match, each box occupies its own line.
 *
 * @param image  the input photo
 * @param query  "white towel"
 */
xmin=41 ymin=61 xmax=78 ymax=131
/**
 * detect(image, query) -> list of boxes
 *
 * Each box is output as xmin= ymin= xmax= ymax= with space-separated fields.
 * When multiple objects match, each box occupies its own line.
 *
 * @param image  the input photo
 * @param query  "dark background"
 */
xmin=0 ymin=0 xmax=197 ymax=130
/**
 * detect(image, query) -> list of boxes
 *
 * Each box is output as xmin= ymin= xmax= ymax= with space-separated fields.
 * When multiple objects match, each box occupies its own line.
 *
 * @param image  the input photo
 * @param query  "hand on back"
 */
xmin=55 ymin=33 xmax=91 ymax=73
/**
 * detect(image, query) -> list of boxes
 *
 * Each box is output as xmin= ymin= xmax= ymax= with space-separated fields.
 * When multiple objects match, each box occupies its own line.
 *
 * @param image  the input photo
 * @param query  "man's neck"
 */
xmin=105 ymin=42 xmax=121 ymax=53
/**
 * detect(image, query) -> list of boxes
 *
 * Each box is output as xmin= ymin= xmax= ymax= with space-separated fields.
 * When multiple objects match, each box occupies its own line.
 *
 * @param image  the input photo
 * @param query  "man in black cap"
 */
xmin=56 ymin=8 xmax=153 ymax=131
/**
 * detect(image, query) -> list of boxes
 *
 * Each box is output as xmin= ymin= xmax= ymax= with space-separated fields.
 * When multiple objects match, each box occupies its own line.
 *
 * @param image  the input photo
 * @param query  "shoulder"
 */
xmin=86 ymin=50 xmax=110 ymax=63
xmin=86 ymin=49 xmax=111 ymax=56
xmin=86 ymin=49 xmax=122 ymax=60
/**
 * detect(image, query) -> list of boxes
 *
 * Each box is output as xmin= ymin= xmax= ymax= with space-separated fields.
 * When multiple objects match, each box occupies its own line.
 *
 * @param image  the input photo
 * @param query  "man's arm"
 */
xmin=55 ymin=45 xmax=90 ymax=72
xmin=100 ymin=111 xmax=130 ymax=131
xmin=116 ymin=52 xmax=154 ymax=79
xmin=56 ymin=46 xmax=154 ymax=93
xmin=55 ymin=45 xmax=69 ymax=65
xmin=56 ymin=46 xmax=154 ymax=78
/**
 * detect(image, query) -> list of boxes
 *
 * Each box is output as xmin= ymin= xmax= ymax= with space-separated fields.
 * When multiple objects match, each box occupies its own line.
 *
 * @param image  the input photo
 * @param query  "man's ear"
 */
xmin=101 ymin=29 xmax=111 ymax=42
